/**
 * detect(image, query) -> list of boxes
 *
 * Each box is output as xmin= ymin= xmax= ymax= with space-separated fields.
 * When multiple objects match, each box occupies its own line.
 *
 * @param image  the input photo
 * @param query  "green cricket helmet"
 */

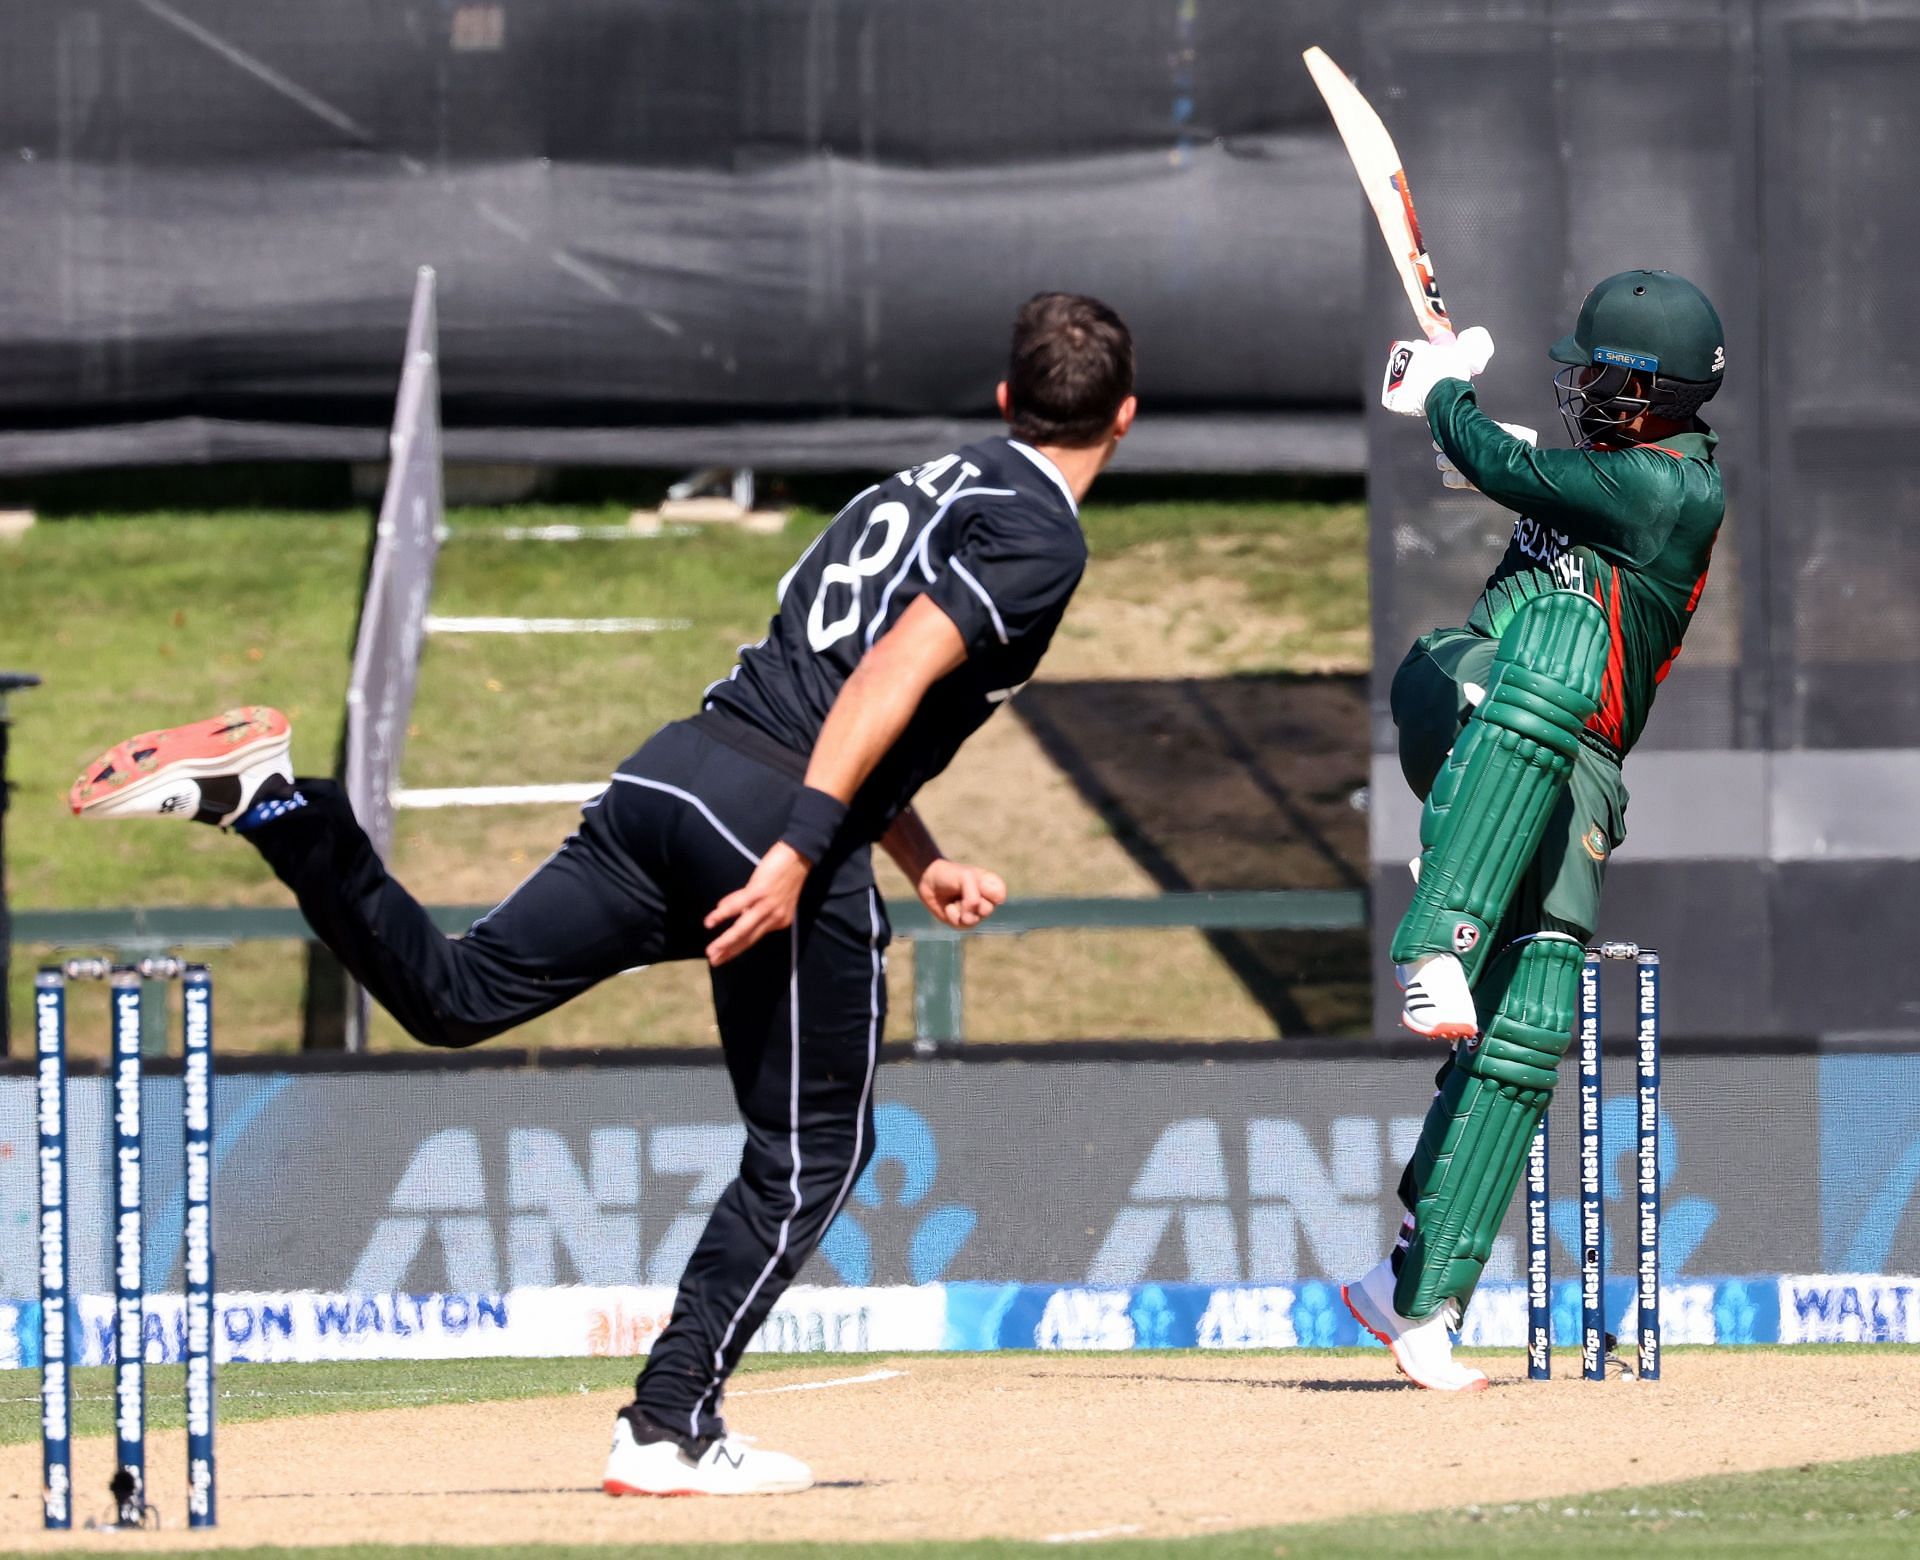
xmin=1550 ymin=270 xmax=1724 ymax=447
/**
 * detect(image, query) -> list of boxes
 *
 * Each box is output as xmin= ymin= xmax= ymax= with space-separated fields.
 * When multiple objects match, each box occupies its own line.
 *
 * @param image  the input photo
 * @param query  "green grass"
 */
xmin=0 ymin=502 xmax=826 ymax=907
xmin=1084 ymin=497 xmax=1368 ymax=626
xmin=413 ymin=506 xmax=821 ymax=787
xmin=1 ymin=490 xmax=1368 ymax=1050
xmin=1 ymin=491 xmax=1366 ymax=904
xmin=1273 ymin=1452 xmax=1920 ymax=1557
xmin=0 ymin=511 xmax=367 ymax=909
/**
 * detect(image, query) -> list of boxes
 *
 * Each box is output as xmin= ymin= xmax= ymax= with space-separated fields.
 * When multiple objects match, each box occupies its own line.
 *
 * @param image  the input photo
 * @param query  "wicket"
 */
xmin=35 ymin=956 xmax=216 ymax=1531
xmin=1525 ymin=942 xmax=1660 ymax=1383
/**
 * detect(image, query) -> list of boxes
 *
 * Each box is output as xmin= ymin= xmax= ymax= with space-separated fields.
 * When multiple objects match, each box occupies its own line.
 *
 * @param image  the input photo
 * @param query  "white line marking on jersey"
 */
xmin=609 ymin=775 xmax=761 ymax=864
xmin=948 ymin=558 xmax=1009 ymax=644
xmin=863 ymin=486 xmax=1015 ymax=649
xmin=1008 ymin=440 xmax=1080 ymax=515
xmin=694 ymin=923 xmax=802 ymax=1436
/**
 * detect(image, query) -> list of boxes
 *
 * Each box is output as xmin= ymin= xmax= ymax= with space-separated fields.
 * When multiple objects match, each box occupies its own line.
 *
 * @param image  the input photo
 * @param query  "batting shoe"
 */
xmin=70 ymin=707 xmax=293 ymax=828
xmin=603 ymin=1408 xmax=813 ymax=1498
xmin=1343 ymin=1256 xmax=1488 ymax=1393
xmin=1397 ymin=952 xmax=1479 ymax=1041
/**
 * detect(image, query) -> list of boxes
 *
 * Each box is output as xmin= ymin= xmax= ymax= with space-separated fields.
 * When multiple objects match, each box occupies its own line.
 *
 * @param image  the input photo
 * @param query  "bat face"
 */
xmin=1391 ymin=171 xmax=1450 ymax=330
xmin=1304 ymin=45 xmax=1453 ymax=340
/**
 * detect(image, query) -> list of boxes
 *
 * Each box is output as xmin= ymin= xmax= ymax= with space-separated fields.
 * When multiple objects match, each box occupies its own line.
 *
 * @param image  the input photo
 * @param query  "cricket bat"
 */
xmin=1303 ymin=45 xmax=1452 ymax=341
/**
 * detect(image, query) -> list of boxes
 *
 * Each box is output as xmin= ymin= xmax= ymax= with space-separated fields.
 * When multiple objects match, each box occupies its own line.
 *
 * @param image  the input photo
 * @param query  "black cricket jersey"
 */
xmin=704 ymin=437 xmax=1087 ymax=837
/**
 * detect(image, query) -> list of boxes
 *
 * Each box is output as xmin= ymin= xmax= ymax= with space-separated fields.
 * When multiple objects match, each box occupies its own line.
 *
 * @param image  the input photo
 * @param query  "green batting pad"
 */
xmin=1390 ymin=591 xmax=1609 ymax=979
xmin=1394 ymin=934 xmax=1583 ymax=1321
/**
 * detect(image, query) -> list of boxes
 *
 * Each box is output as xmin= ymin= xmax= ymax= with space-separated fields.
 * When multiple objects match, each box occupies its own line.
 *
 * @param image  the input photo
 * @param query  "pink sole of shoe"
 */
xmin=1341 ymin=1284 xmax=1489 ymax=1393
xmin=70 ymin=706 xmax=289 ymax=815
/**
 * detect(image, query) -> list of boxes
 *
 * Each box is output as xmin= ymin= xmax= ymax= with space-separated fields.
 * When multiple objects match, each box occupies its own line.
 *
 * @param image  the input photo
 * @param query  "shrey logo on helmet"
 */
xmin=1549 ymin=270 xmax=1724 ymax=448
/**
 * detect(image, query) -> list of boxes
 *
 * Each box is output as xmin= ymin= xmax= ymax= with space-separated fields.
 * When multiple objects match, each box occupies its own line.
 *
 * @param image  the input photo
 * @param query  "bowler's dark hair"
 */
xmin=1005 ymin=293 xmax=1134 ymax=448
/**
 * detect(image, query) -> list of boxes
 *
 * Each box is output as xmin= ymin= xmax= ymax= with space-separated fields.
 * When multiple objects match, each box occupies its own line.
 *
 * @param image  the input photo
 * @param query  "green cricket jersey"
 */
xmin=1425 ymin=378 xmax=1724 ymax=757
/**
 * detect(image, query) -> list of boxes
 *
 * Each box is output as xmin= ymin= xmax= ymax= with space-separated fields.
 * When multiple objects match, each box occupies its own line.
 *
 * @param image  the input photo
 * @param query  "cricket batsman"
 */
xmin=1342 ymin=270 xmax=1726 ymax=1389
xmin=68 ymin=293 xmax=1136 ymax=1490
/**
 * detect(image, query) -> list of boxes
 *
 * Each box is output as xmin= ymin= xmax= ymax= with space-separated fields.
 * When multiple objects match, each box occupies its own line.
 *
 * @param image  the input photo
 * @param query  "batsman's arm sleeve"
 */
xmin=1425 ymin=380 xmax=1679 ymax=567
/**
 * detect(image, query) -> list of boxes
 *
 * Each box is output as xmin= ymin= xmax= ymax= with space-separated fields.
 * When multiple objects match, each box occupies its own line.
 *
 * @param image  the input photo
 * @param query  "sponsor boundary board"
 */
xmin=3 ymin=1277 xmax=1916 ymax=1366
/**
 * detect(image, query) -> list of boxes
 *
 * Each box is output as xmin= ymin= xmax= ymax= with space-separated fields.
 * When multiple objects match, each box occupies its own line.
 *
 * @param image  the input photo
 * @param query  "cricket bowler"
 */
xmin=1342 ymin=270 xmax=1726 ymax=1389
xmin=69 ymin=293 xmax=1137 ymax=1490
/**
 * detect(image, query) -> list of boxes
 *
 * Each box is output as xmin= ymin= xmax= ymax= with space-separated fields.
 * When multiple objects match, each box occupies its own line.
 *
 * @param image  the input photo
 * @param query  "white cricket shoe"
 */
xmin=1397 ymin=952 xmax=1479 ymax=1041
xmin=602 ymin=1412 xmax=813 ymax=1497
xmin=1343 ymin=1255 xmax=1489 ymax=1393
xmin=69 ymin=707 xmax=292 ymax=827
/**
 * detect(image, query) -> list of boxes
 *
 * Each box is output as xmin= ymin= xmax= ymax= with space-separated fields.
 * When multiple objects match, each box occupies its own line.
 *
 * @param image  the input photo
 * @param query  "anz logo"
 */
xmin=1086 ymin=1117 xmax=1427 ymax=1285
xmin=1088 ymin=1111 xmax=1717 ymax=1286
xmin=350 ymin=1108 xmax=980 ymax=1292
xmin=349 ymin=1124 xmax=749 ymax=1291
xmin=818 ymin=1103 xmax=977 ymax=1285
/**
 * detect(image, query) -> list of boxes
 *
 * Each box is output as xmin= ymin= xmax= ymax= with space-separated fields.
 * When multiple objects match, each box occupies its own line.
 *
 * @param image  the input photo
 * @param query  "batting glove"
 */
xmin=1434 ymin=421 xmax=1536 ymax=490
xmin=1380 ymin=326 xmax=1494 ymax=417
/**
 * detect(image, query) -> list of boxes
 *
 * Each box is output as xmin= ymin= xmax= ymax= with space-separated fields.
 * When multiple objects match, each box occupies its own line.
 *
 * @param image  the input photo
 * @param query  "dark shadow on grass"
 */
xmin=1017 ymin=672 xmax=1371 ymax=1036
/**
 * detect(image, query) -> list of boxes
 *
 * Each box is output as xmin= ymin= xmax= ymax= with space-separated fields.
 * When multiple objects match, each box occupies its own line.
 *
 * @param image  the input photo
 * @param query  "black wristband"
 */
xmin=779 ymin=786 xmax=848 ymax=866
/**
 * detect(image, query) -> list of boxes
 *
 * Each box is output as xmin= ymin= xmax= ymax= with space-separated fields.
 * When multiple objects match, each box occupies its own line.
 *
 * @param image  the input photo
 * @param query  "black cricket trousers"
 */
xmin=239 ymin=715 xmax=888 ymax=1446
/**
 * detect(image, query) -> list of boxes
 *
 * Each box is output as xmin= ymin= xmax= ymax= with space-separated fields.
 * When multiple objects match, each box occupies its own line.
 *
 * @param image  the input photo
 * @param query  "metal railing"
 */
xmin=11 ymin=890 xmax=1366 ymax=1050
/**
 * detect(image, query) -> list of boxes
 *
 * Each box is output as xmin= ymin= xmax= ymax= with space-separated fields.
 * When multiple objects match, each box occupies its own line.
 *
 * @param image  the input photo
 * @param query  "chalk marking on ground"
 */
xmin=394 ymin=782 xmax=609 ymax=809
xmin=425 ymin=614 xmax=692 ymax=634
xmin=236 ymin=1485 xmax=604 ymax=1501
xmin=482 ymin=524 xmax=701 ymax=542
xmin=1042 ymin=1524 xmax=1145 ymax=1544
xmin=731 ymin=1367 xmax=907 ymax=1397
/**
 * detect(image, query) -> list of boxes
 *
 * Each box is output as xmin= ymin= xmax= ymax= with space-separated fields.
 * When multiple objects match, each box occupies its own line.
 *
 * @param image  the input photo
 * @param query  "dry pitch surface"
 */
xmin=3 ymin=1351 xmax=1918 ymax=1551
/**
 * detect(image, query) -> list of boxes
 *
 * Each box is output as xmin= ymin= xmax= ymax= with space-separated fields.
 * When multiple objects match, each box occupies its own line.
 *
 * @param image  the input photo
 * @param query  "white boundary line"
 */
xmin=484 ymin=524 xmax=701 ymax=541
xmin=1043 ymin=1524 xmax=1145 ymax=1544
xmin=394 ymin=783 xmax=608 ymax=809
xmin=425 ymin=615 xmax=692 ymax=634
xmin=730 ymin=1367 xmax=906 ymax=1398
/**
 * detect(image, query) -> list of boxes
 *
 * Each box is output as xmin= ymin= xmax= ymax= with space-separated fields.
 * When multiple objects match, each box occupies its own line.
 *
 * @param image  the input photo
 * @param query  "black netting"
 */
xmin=0 ymin=0 xmax=1366 ymax=464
